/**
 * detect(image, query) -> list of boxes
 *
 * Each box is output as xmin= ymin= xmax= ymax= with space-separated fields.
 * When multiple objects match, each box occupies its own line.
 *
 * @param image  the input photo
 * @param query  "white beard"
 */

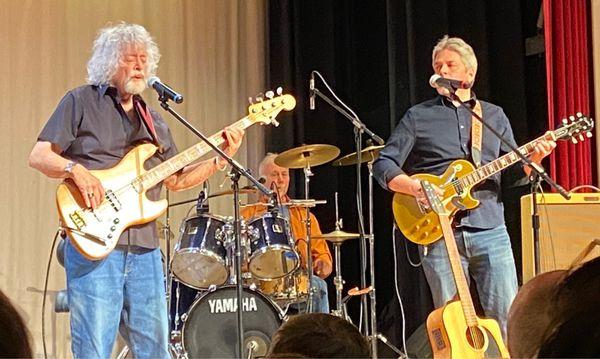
xmin=124 ymin=78 xmax=146 ymax=95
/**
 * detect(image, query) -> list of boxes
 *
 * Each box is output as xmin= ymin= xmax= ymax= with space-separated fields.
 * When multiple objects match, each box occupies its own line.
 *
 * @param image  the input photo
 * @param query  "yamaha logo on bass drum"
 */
xmin=208 ymin=296 xmax=259 ymax=314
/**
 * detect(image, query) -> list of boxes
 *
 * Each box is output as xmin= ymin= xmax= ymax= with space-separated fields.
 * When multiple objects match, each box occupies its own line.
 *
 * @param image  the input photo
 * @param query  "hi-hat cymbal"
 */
xmin=207 ymin=186 xmax=257 ymax=198
xmin=332 ymin=145 xmax=384 ymax=166
xmin=313 ymin=230 xmax=360 ymax=243
xmin=274 ymin=144 xmax=340 ymax=169
xmin=241 ymin=199 xmax=326 ymax=208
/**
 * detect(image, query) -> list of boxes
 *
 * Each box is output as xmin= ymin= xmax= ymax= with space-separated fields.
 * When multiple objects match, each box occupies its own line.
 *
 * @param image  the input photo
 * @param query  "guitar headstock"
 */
xmin=247 ymin=87 xmax=296 ymax=127
xmin=552 ymin=112 xmax=594 ymax=144
xmin=420 ymin=180 xmax=448 ymax=216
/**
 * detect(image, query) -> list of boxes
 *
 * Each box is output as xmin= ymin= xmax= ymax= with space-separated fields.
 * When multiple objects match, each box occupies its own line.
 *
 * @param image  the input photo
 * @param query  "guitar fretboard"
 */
xmin=136 ymin=117 xmax=252 ymax=190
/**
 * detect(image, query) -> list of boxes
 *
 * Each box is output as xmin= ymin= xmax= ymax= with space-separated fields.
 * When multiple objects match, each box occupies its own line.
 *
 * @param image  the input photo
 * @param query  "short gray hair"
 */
xmin=86 ymin=22 xmax=160 ymax=85
xmin=258 ymin=153 xmax=279 ymax=177
xmin=432 ymin=35 xmax=478 ymax=74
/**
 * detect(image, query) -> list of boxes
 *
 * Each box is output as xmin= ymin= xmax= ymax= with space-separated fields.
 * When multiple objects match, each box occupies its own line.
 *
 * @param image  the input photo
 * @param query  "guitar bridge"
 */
xmin=69 ymin=210 xmax=86 ymax=230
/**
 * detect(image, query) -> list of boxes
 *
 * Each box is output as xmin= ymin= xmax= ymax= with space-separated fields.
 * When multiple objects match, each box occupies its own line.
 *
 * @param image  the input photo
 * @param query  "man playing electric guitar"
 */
xmin=28 ymin=23 xmax=244 ymax=358
xmin=373 ymin=35 xmax=555 ymax=338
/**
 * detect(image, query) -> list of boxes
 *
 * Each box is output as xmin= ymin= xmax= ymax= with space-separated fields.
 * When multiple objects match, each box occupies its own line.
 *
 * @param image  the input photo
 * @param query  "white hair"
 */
xmin=432 ymin=35 xmax=478 ymax=74
xmin=258 ymin=152 xmax=279 ymax=177
xmin=86 ymin=22 xmax=160 ymax=85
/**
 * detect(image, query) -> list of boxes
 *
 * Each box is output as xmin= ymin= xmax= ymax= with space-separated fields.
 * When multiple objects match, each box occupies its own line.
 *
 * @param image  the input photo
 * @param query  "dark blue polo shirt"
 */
xmin=38 ymin=84 xmax=178 ymax=248
xmin=373 ymin=95 xmax=526 ymax=229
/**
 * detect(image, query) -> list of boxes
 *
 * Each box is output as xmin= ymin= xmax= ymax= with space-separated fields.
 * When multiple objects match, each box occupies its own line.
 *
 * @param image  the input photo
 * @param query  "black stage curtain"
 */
xmin=267 ymin=0 xmax=546 ymax=354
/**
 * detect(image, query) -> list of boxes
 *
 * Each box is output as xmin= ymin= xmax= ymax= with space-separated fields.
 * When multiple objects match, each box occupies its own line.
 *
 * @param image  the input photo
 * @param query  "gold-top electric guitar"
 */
xmin=57 ymin=92 xmax=296 ymax=260
xmin=421 ymin=180 xmax=509 ymax=359
xmin=393 ymin=113 xmax=593 ymax=245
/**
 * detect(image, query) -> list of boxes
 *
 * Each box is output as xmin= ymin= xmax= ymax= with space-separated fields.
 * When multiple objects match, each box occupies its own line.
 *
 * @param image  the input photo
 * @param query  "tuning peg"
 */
xmin=577 ymin=112 xmax=583 ymax=118
xmin=276 ymin=87 xmax=283 ymax=95
xmin=265 ymin=90 xmax=274 ymax=99
xmin=248 ymin=97 xmax=254 ymax=104
xmin=586 ymin=131 xmax=593 ymax=138
xmin=562 ymin=118 xmax=568 ymax=125
xmin=569 ymin=115 xmax=576 ymax=122
xmin=571 ymin=137 xmax=578 ymax=144
xmin=271 ymin=119 xmax=280 ymax=127
xmin=255 ymin=93 xmax=264 ymax=102
xmin=579 ymin=134 xmax=585 ymax=142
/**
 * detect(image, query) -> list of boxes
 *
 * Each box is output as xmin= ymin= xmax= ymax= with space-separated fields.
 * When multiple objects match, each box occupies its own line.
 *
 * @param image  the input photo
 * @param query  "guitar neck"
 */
xmin=458 ymin=131 xmax=554 ymax=189
xmin=139 ymin=116 xmax=253 ymax=189
xmin=438 ymin=215 xmax=479 ymax=327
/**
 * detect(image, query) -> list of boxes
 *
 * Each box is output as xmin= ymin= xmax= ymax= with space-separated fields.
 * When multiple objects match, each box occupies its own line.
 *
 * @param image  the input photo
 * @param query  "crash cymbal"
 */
xmin=332 ymin=145 xmax=384 ymax=166
xmin=313 ymin=230 xmax=360 ymax=243
xmin=207 ymin=186 xmax=257 ymax=198
xmin=274 ymin=144 xmax=340 ymax=169
xmin=241 ymin=199 xmax=326 ymax=208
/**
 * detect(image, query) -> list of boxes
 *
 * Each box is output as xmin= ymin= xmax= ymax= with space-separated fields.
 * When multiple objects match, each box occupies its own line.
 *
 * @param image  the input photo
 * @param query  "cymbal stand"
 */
xmin=302 ymin=154 xmax=315 ymax=313
xmin=331 ymin=192 xmax=350 ymax=320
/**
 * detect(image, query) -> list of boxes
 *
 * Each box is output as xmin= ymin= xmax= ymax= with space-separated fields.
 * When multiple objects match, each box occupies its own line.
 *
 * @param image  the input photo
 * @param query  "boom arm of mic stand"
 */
xmin=159 ymin=101 xmax=272 ymax=197
xmin=448 ymin=91 xmax=570 ymax=200
xmin=312 ymin=87 xmax=385 ymax=145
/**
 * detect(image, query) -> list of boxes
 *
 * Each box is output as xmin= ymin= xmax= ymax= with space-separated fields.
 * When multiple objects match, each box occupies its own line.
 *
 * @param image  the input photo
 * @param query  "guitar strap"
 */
xmin=134 ymin=97 xmax=164 ymax=153
xmin=471 ymin=100 xmax=483 ymax=168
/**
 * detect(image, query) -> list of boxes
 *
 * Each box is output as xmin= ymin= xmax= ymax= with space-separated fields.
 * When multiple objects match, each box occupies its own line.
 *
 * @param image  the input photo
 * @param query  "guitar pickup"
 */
xmin=69 ymin=211 xmax=86 ymax=230
xmin=105 ymin=190 xmax=122 ymax=211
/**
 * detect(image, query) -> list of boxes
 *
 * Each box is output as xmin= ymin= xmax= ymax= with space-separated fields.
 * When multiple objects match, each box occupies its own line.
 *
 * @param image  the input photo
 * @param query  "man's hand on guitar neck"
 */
xmin=524 ymin=136 xmax=556 ymax=176
xmin=387 ymin=174 xmax=443 ymax=207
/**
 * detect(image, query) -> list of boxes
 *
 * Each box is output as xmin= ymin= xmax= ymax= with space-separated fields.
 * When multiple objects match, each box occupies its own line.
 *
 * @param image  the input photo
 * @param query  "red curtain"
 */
xmin=544 ymin=0 xmax=594 ymax=189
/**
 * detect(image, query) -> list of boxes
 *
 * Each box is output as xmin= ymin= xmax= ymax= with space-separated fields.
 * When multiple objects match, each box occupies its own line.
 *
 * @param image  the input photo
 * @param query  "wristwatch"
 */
xmin=64 ymin=161 xmax=77 ymax=175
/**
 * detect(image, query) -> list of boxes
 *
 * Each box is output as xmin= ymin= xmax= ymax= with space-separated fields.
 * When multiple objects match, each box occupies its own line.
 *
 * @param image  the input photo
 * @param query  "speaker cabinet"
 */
xmin=521 ymin=193 xmax=600 ymax=283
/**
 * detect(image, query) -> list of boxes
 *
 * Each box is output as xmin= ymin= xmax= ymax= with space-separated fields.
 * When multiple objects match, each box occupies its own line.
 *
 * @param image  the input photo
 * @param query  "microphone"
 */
xmin=147 ymin=76 xmax=184 ymax=104
xmin=309 ymin=72 xmax=315 ymax=110
xmin=429 ymin=74 xmax=471 ymax=90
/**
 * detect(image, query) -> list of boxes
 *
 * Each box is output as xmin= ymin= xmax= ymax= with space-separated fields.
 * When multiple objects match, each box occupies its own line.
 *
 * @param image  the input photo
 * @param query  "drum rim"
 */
xmin=248 ymin=245 xmax=300 ymax=280
xmin=170 ymin=249 xmax=228 ymax=289
xmin=180 ymin=284 xmax=285 ymax=354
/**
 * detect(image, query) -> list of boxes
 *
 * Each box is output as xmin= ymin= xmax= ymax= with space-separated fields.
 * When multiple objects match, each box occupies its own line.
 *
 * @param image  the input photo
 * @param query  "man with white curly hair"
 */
xmin=29 ymin=23 xmax=244 ymax=358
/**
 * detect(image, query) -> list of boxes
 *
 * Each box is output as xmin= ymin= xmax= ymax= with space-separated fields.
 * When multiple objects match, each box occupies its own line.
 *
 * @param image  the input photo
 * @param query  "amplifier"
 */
xmin=521 ymin=192 xmax=600 ymax=282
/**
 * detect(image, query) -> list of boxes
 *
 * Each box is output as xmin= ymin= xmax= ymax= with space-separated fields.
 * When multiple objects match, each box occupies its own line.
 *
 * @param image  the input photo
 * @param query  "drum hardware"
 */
xmin=334 ymin=142 xmax=404 ymax=358
xmin=275 ymin=144 xmax=339 ymax=313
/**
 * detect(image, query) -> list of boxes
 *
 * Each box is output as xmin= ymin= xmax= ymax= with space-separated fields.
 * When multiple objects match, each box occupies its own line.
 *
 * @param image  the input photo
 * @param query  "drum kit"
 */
xmin=159 ymin=143 xmax=384 ymax=358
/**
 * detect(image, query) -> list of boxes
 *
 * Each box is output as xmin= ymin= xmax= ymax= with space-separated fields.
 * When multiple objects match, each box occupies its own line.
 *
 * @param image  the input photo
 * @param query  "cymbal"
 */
xmin=313 ymin=230 xmax=360 ymax=243
xmin=332 ymin=145 xmax=384 ymax=166
xmin=274 ymin=144 xmax=340 ymax=169
xmin=241 ymin=199 xmax=326 ymax=208
xmin=207 ymin=186 xmax=257 ymax=198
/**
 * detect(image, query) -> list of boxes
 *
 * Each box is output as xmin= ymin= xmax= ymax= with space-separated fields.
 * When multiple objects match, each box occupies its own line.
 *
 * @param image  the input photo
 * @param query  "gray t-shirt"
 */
xmin=38 ymin=84 xmax=178 ymax=249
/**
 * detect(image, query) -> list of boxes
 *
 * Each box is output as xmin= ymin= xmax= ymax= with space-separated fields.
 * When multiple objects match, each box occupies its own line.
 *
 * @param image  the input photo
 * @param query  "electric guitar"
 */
xmin=57 ymin=92 xmax=296 ymax=260
xmin=393 ymin=113 xmax=593 ymax=245
xmin=421 ymin=180 xmax=509 ymax=359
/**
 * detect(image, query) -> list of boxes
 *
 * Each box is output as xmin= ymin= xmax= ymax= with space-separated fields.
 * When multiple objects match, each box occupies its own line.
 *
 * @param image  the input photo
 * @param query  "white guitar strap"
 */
xmin=471 ymin=100 xmax=483 ymax=168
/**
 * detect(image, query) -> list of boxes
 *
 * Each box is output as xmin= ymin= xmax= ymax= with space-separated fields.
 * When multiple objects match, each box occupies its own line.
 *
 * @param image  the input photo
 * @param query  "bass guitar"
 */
xmin=57 ymin=92 xmax=296 ymax=259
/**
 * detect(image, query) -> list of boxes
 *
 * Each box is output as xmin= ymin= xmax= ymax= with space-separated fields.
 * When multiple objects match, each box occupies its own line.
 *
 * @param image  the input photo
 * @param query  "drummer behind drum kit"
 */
xmin=159 ymin=144 xmax=384 ymax=358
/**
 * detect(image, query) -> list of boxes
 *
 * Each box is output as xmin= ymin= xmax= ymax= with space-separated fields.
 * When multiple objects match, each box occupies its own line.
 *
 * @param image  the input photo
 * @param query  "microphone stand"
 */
xmin=446 ymin=87 xmax=570 ymax=277
xmin=158 ymin=97 xmax=272 ymax=358
xmin=311 ymin=72 xmax=395 ymax=358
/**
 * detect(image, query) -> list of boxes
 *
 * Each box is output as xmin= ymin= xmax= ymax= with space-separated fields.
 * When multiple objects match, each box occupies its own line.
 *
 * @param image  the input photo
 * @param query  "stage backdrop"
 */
xmin=0 ymin=1 xmax=267 ymax=357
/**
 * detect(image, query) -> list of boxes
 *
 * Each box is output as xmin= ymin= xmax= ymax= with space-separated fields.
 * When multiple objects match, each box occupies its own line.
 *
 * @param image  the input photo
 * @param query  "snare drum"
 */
xmin=247 ymin=212 xmax=299 ymax=279
xmin=171 ymin=214 xmax=228 ymax=289
xmin=259 ymin=269 xmax=309 ymax=305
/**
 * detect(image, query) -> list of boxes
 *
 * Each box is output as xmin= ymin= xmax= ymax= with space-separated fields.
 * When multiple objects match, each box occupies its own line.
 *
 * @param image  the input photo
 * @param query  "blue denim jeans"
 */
xmin=291 ymin=275 xmax=330 ymax=313
xmin=418 ymin=224 xmax=518 ymax=338
xmin=65 ymin=239 xmax=169 ymax=358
